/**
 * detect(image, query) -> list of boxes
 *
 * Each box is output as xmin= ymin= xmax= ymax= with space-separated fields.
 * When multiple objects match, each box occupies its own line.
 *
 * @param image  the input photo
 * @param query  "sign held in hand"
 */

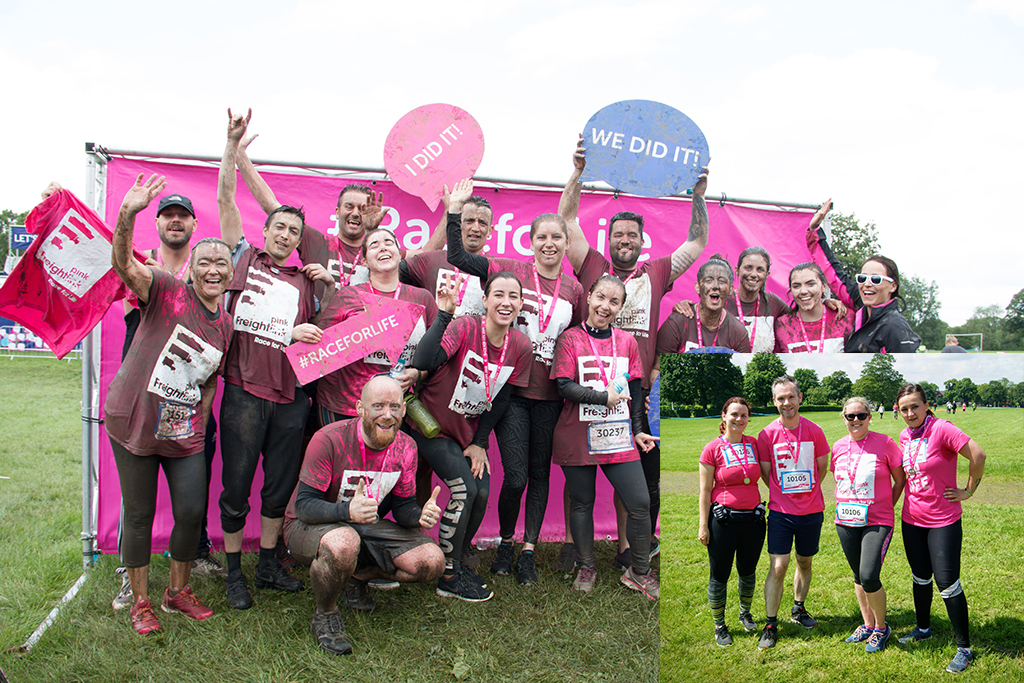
xmin=383 ymin=103 xmax=485 ymax=212
xmin=581 ymin=99 xmax=710 ymax=198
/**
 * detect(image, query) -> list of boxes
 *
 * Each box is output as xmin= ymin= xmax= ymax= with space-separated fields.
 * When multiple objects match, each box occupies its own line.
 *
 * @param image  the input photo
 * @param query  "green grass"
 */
xmin=0 ymin=361 xmax=658 ymax=683
xmin=660 ymin=410 xmax=1024 ymax=682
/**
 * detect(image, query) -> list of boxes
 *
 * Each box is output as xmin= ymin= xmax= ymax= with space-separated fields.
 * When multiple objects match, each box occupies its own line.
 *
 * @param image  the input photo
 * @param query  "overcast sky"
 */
xmin=2 ymin=0 xmax=1021 ymax=325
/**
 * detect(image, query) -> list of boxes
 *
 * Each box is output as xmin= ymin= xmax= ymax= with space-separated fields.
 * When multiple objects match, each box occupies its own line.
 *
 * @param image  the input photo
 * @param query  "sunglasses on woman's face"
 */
xmin=844 ymin=412 xmax=870 ymax=421
xmin=855 ymin=273 xmax=895 ymax=286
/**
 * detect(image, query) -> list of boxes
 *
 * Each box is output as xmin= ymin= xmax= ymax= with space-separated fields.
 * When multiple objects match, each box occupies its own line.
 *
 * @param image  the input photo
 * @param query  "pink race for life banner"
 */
xmin=95 ymin=155 xmax=817 ymax=554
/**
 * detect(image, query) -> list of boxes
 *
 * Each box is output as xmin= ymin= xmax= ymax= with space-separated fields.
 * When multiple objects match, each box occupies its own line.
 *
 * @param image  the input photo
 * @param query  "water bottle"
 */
xmin=612 ymin=371 xmax=630 ymax=394
xmin=405 ymin=393 xmax=441 ymax=438
xmin=389 ymin=358 xmax=406 ymax=380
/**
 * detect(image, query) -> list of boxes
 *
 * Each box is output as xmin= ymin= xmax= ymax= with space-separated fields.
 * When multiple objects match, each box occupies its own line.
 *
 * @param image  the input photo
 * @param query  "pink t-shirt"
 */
xmin=725 ymin=291 xmax=790 ymax=353
xmin=316 ymin=284 xmax=437 ymax=417
xmin=773 ymin=307 xmax=853 ymax=353
xmin=830 ymin=431 xmax=902 ymax=528
xmin=899 ymin=418 xmax=972 ymax=528
xmin=284 ymin=417 xmax=418 ymax=521
xmin=550 ymin=326 xmax=644 ymax=467
xmin=575 ymin=248 xmax=673 ymax=390
xmin=655 ymin=310 xmax=751 ymax=353
xmin=104 ymin=271 xmax=232 ymax=457
xmin=757 ymin=417 xmax=830 ymax=515
xmin=699 ymin=436 xmax=763 ymax=509
xmin=404 ymin=250 xmax=486 ymax=317
xmin=413 ymin=315 xmax=532 ymax=448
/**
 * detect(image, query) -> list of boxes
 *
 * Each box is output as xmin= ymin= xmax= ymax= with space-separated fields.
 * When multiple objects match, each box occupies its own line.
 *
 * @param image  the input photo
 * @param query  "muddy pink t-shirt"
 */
xmin=405 ymin=250 xmax=486 ymax=317
xmin=317 ymin=283 xmax=437 ymax=417
xmin=899 ymin=418 xmax=972 ymax=528
xmin=575 ymin=248 xmax=673 ymax=390
xmin=105 ymin=271 xmax=232 ymax=457
xmin=830 ymin=431 xmax=902 ymax=528
xmin=757 ymin=417 xmax=830 ymax=515
xmin=550 ymin=326 xmax=644 ymax=467
xmin=699 ymin=436 xmax=763 ymax=509
xmin=656 ymin=310 xmax=751 ymax=353
xmin=284 ymin=417 xmax=417 ymax=521
xmin=223 ymin=244 xmax=317 ymax=404
xmin=413 ymin=315 xmax=532 ymax=448
xmin=773 ymin=307 xmax=854 ymax=353
xmin=726 ymin=291 xmax=790 ymax=353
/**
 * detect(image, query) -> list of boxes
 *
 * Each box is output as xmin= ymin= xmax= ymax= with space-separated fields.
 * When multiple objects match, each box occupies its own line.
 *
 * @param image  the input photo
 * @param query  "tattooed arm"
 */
xmin=668 ymin=166 xmax=710 ymax=282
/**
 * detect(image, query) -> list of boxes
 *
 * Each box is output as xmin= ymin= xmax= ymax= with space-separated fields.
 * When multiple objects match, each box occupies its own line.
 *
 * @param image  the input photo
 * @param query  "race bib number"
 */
xmin=154 ymin=401 xmax=195 ymax=440
xmin=587 ymin=420 xmax=633 ymax=455
xmin=780 ymin=469 xmax=812 ymax=494
xmin=835 ymin=502 xmax=868 ymax=527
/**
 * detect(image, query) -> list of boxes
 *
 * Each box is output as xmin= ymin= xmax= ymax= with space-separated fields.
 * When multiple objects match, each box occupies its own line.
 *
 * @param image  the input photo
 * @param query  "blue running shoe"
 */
xmin=865 ymin=624 xmax=891 ymax=653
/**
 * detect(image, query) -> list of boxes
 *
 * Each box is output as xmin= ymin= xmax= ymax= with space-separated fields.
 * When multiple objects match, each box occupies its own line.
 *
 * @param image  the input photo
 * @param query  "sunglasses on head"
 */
xmin=855 ymin=273 xmax=895 ymax=286
xmin=844 ymin=412 xmax=870 ymax=421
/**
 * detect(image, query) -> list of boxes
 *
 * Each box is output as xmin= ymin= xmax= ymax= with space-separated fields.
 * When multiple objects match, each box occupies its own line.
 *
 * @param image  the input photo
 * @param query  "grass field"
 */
xmin=0 ymin=361 xmax=658 ymax=683
xmin=660 ymin=409 xmax=1024 ymax=682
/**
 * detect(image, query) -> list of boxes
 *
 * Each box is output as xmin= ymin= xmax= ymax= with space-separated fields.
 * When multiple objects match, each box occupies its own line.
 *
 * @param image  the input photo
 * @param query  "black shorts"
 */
xmin=766 ymin=510 xmax=824 ymax=557
xmin=284 ymin=517 xmax=433 ymax=576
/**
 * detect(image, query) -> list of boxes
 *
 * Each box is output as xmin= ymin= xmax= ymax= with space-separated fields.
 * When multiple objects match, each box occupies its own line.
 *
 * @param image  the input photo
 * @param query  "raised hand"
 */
xmin=419 ymin=485 xmax=443 ymax=529
xmin=362 ymin=190 xmax=390 ymax=230
xmin=121 ymin=173 xmax=167 ymax=215
xmin=573 ymin=134 xmax=586 ymax=171
xmin=349 ymin=478 xmax=379 ymax=524
xmin=436 ymin=272 xmax=462 ymax=314
xmin=226 ymin=107 xmax=251 ymax=143
xmin=41 ymin=181 xmax=63 ymax=201
xmin=692 ymin=166 xmax=709 ymax=198
xmin=239 ymin=132 xmax=260 ymax=155
xmin=446 ymin=178 xmax=474 ymax=213
xmin=809 ymin=198 xmax=833 ymax=231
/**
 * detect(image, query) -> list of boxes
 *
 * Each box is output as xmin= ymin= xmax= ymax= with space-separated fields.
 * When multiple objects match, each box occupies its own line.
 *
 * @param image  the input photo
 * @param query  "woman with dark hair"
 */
xmin=551 ymin=274 xmax=659 ymax=599
xmin=773 ymin=262 xmax=854 ymax=353
xmin=697 ymin=397 xmax=765 ymax=646
xmin=806 ymin=200 xmax=921 ymax=352
xmin=728 ymin=247 xmax=791 ymax=353
xmin=409 ymin=271 xmax=533 ymax=602
xmin=656 ymin=254 xmax=751 ymax=353
xmin=896 ymin=383 xmax=986 ymax=673
xmin=831 ymin=397 xmax=905 ymax=653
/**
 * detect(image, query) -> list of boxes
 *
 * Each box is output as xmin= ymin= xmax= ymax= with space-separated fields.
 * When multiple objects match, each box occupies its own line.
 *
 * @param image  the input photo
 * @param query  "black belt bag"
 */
xmin=712 ymin=501 xmax=766 ymax=524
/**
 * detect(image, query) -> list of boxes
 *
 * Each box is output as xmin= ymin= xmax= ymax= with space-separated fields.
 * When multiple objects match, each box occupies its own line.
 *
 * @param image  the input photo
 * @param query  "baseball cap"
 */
xmin=157 ymin=194 xmax=196 ymax=218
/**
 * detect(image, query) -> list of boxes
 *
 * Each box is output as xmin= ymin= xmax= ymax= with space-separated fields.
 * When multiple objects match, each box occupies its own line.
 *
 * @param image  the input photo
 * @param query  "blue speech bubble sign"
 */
xmin=581 ymin=100 xmax=709 ymax=198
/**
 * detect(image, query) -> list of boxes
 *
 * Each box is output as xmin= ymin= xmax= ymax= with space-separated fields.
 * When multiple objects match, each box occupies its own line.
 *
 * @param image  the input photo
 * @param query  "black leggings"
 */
xmin=563 ymin=460 xmax=650 ymax=573
xmin=707 ymin=507 xmax=765 ymax=584
xmin=640 ymin=389 xmax=660 ymax=534
xmin=902 ymin=519 xmax=970 ymax=648
xmin=411 ymin=431 xmax=489 ymax=568
xmin=218 ymin=382 xmax=310 ymax=533
xmin=110 ymin=440 xmax=206 ymax=568
xmin=836 ymin=524 xmax=892 ymax=593
xmin=494 ymin=395 xmax=561 ymax=545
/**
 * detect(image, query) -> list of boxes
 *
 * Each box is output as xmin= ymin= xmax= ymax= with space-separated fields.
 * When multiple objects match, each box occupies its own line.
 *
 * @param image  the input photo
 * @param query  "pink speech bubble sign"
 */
xmin=383 ymin=103 xmax=485 ymax=212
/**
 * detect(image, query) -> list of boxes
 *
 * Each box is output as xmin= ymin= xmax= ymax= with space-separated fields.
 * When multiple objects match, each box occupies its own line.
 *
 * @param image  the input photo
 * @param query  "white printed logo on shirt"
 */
xmin=614 ymin=274 xmax=652 ymax=337
xmin=516 ymin=287 xmax=574 ymax=366
xmin=773 ymin=439 xmax=816 ymax=493
xmin=576 ymin=354 xmax=630 ymax=423
xmin=834 ymin=452 xmax=877 ymax=501
xmin=365 ymin=316 xmax=427 ymax=366
xmin=233 ymin=267 xmax=300 ymax=346
xmin=340 ymin=469 xmax=401 ymax=503
xmin=448 ymin=349 xmax=514 ymax=416
xmin=435 ymin=268 xmax=485 ymax=316
xmin=147 ymin=324 xmax=223 ymax=405
xmin=36 ymin=208 xmax=111 ymax=300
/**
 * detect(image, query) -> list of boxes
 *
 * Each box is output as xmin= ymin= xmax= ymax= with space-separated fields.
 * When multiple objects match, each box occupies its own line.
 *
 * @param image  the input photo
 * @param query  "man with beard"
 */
xmin=283 ymin=375 xmax=445 ymax=655
xmin=558 ymin=136 xmax=709 ymax=568
xmin=656 ymin=254 xmax=750 ymax=353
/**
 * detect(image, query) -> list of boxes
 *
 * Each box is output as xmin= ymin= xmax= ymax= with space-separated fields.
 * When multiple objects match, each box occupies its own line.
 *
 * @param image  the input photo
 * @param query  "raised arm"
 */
xmin=805 ymin=199 xmax=860 ymax=309
xmin=235 ymin=129 xmax=282 ymax=215
xmin=445 ymin=178 xmax=490 ymax=279
xmin=668 ymin=167 xmax=710 ymax=282
xmin=218 ymin=108 xmax=249 ymax=247
xmin=409 ymin=186 xmax=451 ymax=257
xmin=112 ymin=173 xmax=165 ymax=303
xmin=559 ymin=135 xmax=590 ymax=272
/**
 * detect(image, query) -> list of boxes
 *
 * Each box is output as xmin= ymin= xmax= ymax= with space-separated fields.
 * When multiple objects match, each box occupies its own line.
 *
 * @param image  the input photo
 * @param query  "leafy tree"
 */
xmin=792 ymin=368 xmax=820 ymax=392
xmin=944 ymin=377 xmax=979 ymax=405
xmin=821 ymin=370 xmax=853 ymax=404
xmin=825 ymin=210 xmax=882 ymax=277
xmin=979 ymin=381 xmax=1007 ymax=406
xmin=0 ymin=209 xmax=29 ymax=268
xmin=918 ymin=381 xmax=940 ymax=405
xmin=1003 ymin=288 xmax=1024 ymax=348
xmin=660 ymin=353 xmax=744 ymax=410
xmin=803 ymin=386 xmax=830 ymax=405
xmin=742 ymin=352 xmax=788 ymax=407
xmin=1012 ymin=382 xmax=1024 ymax=406
xmin=900 ymin=274 xmax=947 ymax=349
xmin=851 ymin=353 xmax=905 ymax=407
xmin=950 ymin=304 xmax=1017 ymax=351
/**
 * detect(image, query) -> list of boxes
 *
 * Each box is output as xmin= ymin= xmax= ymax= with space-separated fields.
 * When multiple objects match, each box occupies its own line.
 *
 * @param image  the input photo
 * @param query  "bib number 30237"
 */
xmin=780 ymin=469 xmax=812 ymax=494
xmin=588 ymin=419 xmax=633 ymax=455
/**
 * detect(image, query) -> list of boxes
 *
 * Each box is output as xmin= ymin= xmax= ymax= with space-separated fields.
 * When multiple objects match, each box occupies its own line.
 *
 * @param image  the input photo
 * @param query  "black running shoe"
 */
xmin=255 ymin=560 xmax=304 ymax=592
xmin=758 ymin=624 xmax=778 ymax=650
xmin=436 ymin=570 xmax=493 ymax=602
xmin=225 ymin=572 xmax=253 ymax=610
xmin=738 ymin=610 xmax=758 ymax=632
xmin=514 ymin=550 xmax=538 ymax=585
xmin=311 ymin=609 xmax=353 ymax=655
xmin=490 ymin=541 xmax=514 ymax=575
xmin=462 ymin=565 xmax=488 ymax=589
xmin=343 ymin=577 xmax=375 ymax=612
xmin=556 ymin=543 xmax=577 ymax=573
xmin=613 ymin=548 xmax=632 ymax=571
xmin=790 ymin=606 xmax=818 ymax=630
xmin=715 ymin=625 xmax=733 ymax=647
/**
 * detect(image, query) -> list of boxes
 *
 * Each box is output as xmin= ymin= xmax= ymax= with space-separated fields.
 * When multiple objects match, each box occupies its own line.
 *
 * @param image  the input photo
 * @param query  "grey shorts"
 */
xmin=284 ymin=517 xmax=434 ymax=576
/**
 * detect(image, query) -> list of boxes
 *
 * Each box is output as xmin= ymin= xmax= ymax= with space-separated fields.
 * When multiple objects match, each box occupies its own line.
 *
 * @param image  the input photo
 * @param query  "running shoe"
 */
xmin=130 ymin=599 xmax=161 ymax=635
xmin=112 ymin=567 xmax=132 ymax=611
xmin=490 ymin=541 xmax=514 ymax=575
xmin=791 ymin=606 xmax=818 ymax=629
xmin=715 ymin=624 xmax=733 ymax=647
xmin=865 ymin=624 xmax=891 ymax=653
xmin=225 ymin=572 xmax=253 ymax=610
xmin=161 ymin=585 xmax=213 ymax=620
xmin=311 ymin=609 xmax=353 ymax=655
xmin=649 ymin=537 xmax=661 ymax=560
xmin=514 ymin=551 xmax=538 ymax=585
xmin=572 ymin=565 xmax=597 ymax=594
xmin=620 ymin=566 xmax=659 ymax=600
xmin=845 ymin=624 xmax=872 ymax=643
xmin=255 ymin=559 xmax=304 ymax=592
xmin=436 ymin=569 xmax=494 ymax=602
xmin=462 ymin=565 xmax=488 ymax=589
xmin=946 ymin=648 xmax=974 ymax=674
xmin=343 ymin=578 xmax=375 ymax=612
xmin=757 ymin=624 xmax=778 ymax=650
xmin=898 ymin=626 xmax=933 ymax=644
xmin=275 ymin=539 xmax=297 ymax=570
xmin=613 ymin=548 xmax=632 ymax=571
xmin=738 ymin=610 xmax=758 ymax=632
xmin=556 ymin=543 xmax=577 ymax=572
xmin=192 ymin=552 xmax=228 ymax=578
xmin=368 ymin=578 xmax=400 ymax=590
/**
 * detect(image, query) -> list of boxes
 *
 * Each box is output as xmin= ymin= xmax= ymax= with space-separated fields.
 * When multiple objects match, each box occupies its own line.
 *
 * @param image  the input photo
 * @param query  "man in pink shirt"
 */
xmin=756 ymin=376 xmax=830 ymax=649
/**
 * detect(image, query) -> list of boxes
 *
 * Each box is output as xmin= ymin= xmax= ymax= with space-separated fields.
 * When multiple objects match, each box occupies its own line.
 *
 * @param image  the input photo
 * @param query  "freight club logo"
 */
xmin=36 ymin=208 xmax=112 ymax=301
xmin=233 ymin=268 xmax=301 ymax=346
xmin=147 ymin=324 xmax=223 ymax=404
